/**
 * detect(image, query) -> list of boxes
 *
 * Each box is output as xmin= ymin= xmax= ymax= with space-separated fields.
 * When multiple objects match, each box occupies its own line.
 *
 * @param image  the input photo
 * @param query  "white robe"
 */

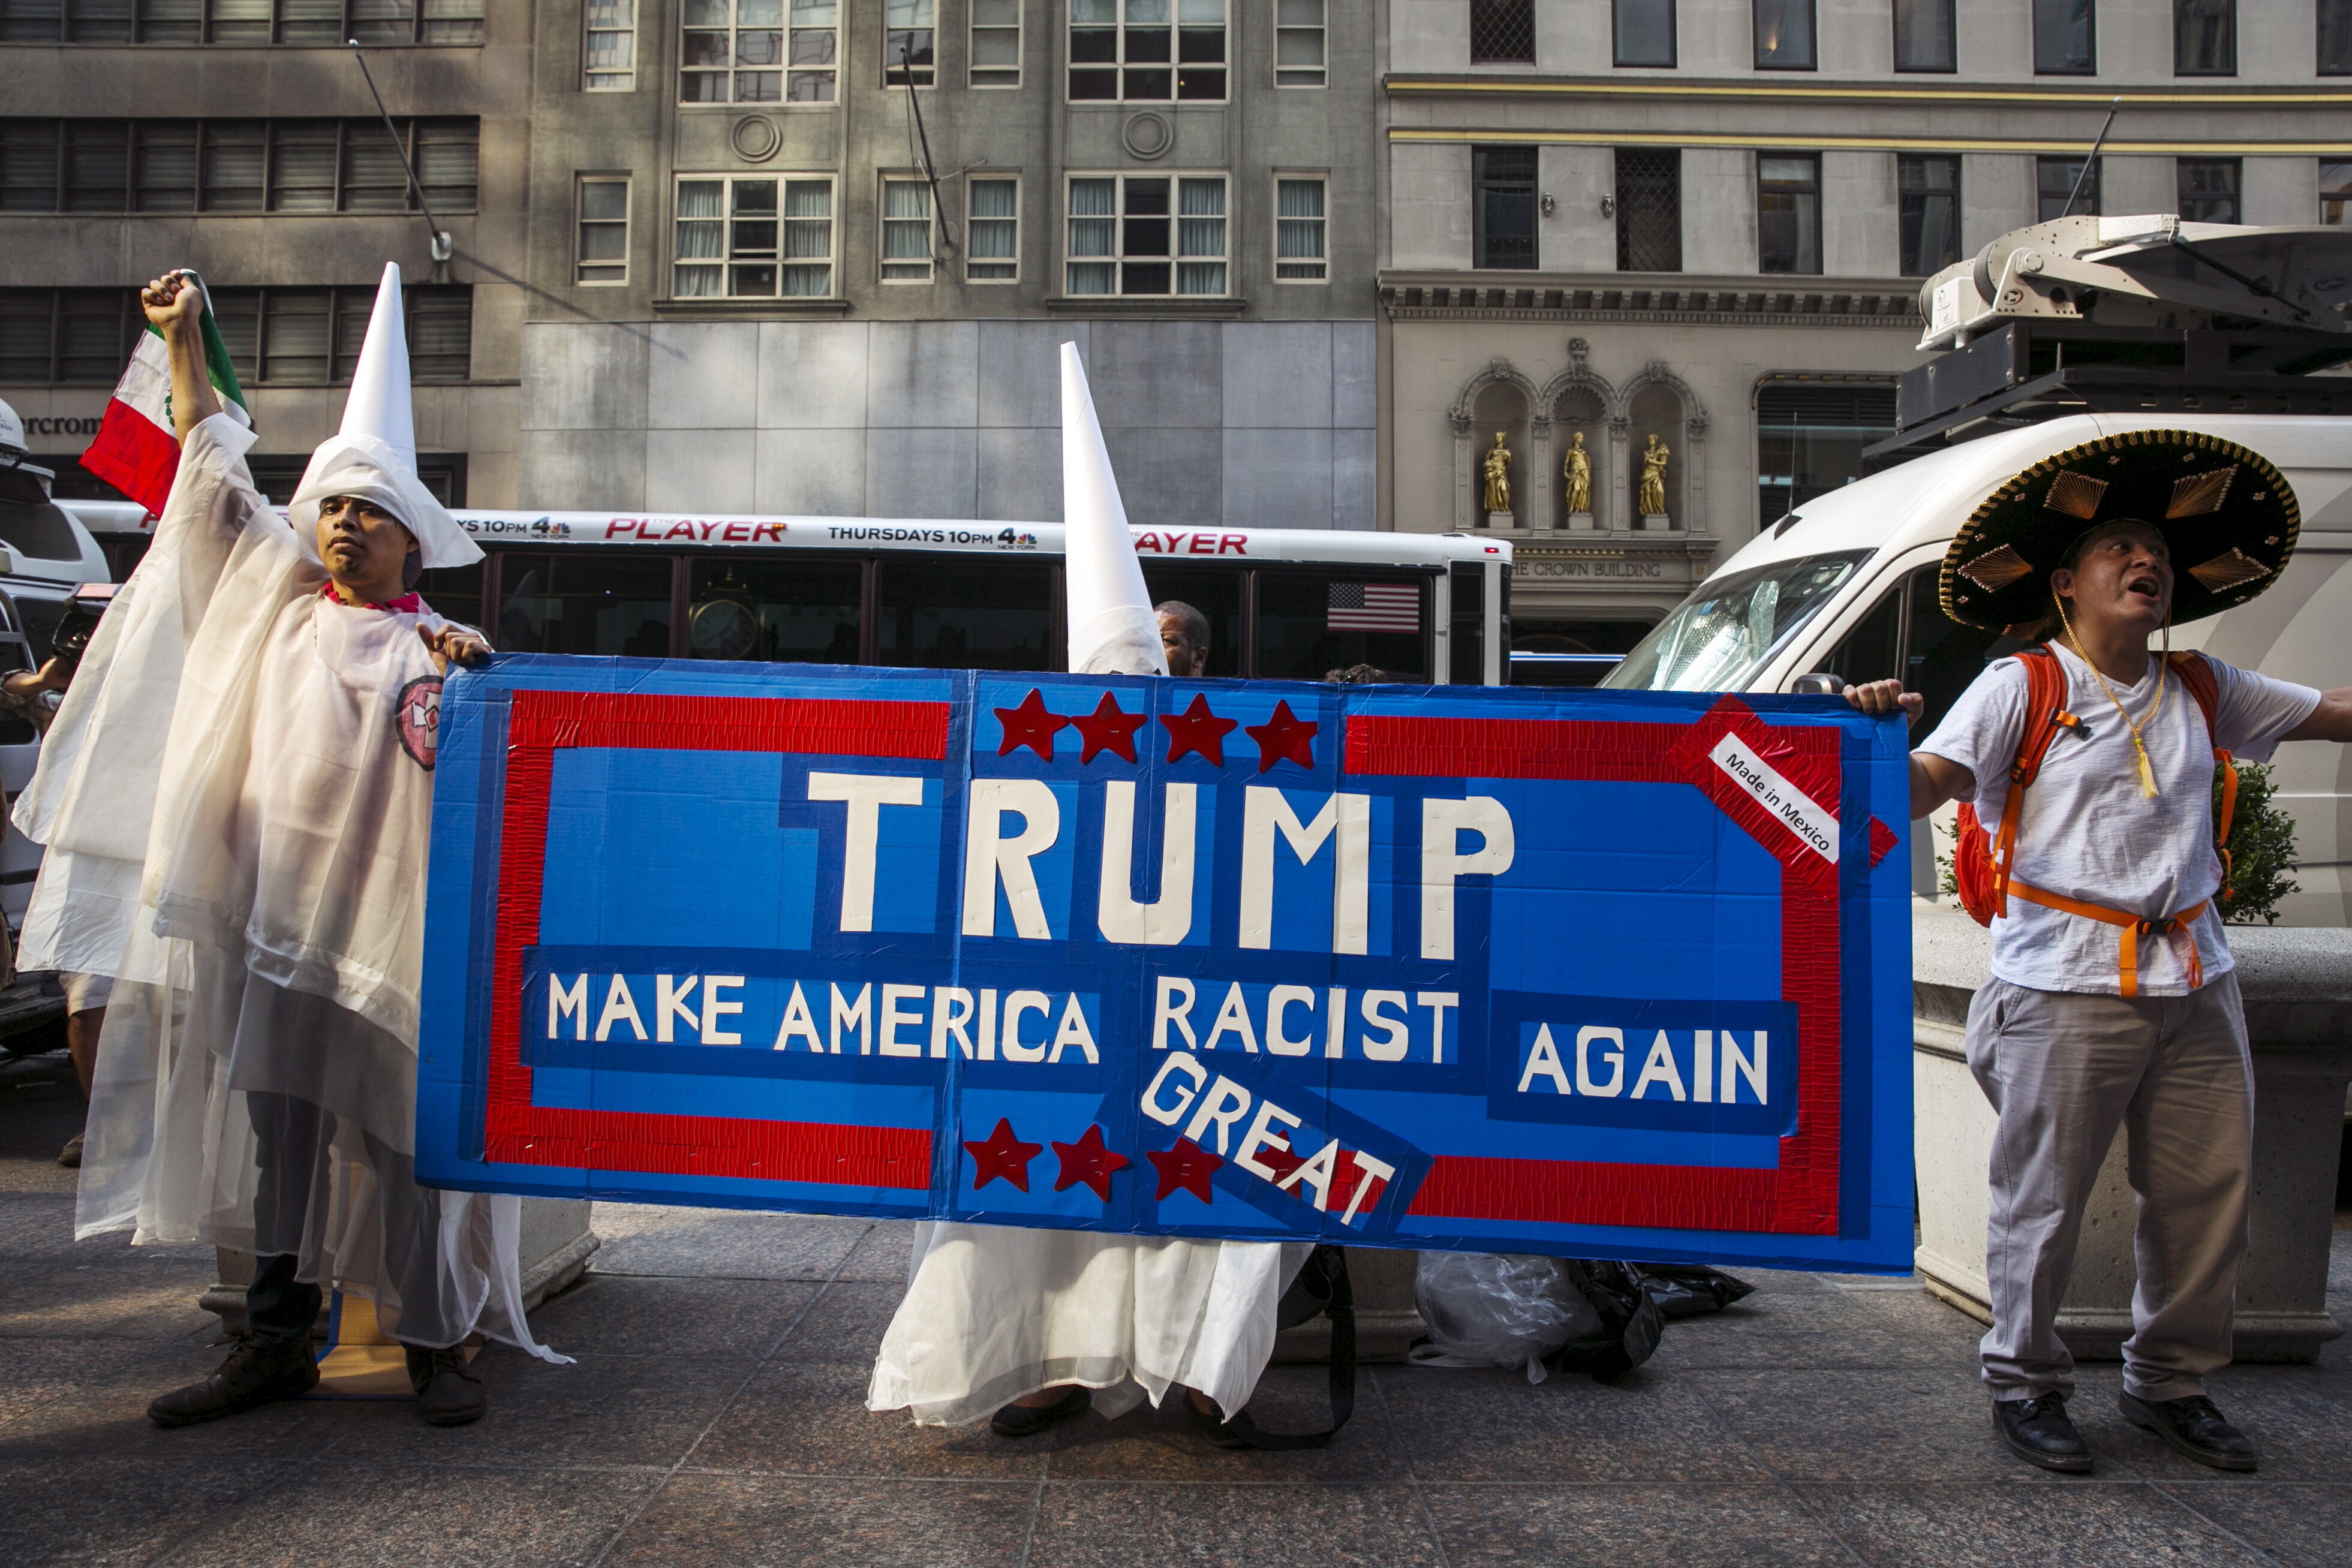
xmin=19 ymin=413 xmax=558 ymax=1359
xmin=868 ymin=1222 xmax=1307 ymax=1426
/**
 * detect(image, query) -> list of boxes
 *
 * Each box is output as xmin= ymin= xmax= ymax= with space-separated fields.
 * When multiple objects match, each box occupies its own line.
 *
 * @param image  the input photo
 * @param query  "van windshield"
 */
xmin=1602 ymin=550 xmax=1872 ymax=693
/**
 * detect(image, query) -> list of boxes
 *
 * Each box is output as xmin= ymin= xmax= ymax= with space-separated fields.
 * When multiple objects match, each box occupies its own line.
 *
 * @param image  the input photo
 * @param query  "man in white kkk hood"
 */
xmin=14 ymin=264 xmax=564 ymax=1429
xmin=868 ymin=344 xmax=1307 ymax=1443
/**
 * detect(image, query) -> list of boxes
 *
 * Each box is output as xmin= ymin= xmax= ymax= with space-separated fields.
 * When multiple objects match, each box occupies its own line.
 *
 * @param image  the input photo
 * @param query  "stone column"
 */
xmin=1529 ymin=415 xmax=1555 ymax=531
xmin=1606 ymin=416 xmax=1632 ymax=533
xmin=1452 ymin=415 xmax=1475 ymax=531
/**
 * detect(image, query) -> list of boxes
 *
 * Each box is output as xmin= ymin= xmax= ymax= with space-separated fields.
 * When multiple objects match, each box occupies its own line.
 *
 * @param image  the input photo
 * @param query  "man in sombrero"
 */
xmin=1848 ymin=430 xmax=2351 ymax=1475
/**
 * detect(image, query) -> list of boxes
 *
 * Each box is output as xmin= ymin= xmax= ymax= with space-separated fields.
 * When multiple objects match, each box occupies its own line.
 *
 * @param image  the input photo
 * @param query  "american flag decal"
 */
xmin=1328 ymin=582 xmax=1421 ymax=633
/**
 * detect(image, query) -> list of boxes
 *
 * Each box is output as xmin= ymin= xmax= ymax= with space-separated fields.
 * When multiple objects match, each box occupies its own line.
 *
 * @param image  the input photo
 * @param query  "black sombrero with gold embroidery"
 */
xmin=1940 ymin=429 xmax=2299 ymax=631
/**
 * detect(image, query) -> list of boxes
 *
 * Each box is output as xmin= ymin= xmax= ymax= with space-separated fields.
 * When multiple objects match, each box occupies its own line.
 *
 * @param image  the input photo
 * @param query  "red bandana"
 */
xmin=321 ymin=583 xmax=425 ymax=615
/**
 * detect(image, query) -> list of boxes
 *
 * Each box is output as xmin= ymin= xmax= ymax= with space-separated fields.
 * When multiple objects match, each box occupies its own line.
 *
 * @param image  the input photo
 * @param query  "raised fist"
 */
xmin=140 ymin=272 xmax=201 ymax=333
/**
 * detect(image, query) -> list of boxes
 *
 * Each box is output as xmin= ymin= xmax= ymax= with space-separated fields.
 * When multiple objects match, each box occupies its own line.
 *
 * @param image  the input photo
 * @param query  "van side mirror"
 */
xmin=1790 ymin=672 xmax=1847 ymax=696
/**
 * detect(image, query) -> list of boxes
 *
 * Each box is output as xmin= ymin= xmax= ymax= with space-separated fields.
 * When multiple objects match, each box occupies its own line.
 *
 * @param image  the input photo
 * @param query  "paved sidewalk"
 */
xmin=5 ymin=1052 xmax=2351 ymax=1567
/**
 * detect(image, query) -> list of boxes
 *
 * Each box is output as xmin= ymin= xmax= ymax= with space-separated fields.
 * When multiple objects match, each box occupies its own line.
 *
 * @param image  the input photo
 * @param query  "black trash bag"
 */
xmin=1539 ymin=1260 xmax=1664 ymax=1383
xmin=1634 ymin=1263 xmax=1758 ymax=1320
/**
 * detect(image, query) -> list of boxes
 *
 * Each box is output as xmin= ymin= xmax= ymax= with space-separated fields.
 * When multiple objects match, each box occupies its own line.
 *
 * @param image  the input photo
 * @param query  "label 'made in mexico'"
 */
xmin=417 ymin=660 xmax=1916 ymax=1274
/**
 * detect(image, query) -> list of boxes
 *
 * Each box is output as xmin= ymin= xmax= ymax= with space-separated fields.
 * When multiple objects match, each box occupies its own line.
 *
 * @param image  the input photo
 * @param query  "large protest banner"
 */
xmin=416 ymin=656 xmax=1915 ymax=1273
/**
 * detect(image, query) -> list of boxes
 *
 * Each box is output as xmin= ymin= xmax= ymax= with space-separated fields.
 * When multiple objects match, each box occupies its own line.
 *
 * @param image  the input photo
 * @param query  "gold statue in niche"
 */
xmin=1481 ymin=431 xmax=1512 ymax=514
xmin=1562 ymin=431 xmax=1592 ymax=514
xmin=1639 ymin=432 xmax=1671 ymax=517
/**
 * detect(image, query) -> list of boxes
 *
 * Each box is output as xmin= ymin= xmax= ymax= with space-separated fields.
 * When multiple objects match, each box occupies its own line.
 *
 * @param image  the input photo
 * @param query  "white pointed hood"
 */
xmin=288 ymin=263 xmax=481 ymax=573
xmin=1060 ymin=342 xmax=1166 ymax=677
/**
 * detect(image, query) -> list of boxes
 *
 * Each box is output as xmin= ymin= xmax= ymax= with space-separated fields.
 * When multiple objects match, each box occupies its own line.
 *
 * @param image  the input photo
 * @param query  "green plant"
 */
xmin=2219 ymin=759 xmax=2299 ymax=925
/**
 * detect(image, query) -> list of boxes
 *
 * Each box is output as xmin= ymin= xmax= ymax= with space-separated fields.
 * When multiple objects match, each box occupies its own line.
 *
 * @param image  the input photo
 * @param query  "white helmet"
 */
xmin=0 ymin=398 xmax=26 ymax=464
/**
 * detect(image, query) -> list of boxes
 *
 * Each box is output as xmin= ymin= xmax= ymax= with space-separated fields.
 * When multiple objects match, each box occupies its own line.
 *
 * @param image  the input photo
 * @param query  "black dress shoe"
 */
xmin=405 ymin=1345 xmax=489 ymax=1427
xmin=989 ymin=1385 xmax=1090 ymax=1438
xmin=1992 ymin=1393 xmax=2092 ymax=1473
xmin=2121 ymin=1391 xmax=2259 ymax=1472
xmin=148 ymin=1334 xmax=318 ymax=1428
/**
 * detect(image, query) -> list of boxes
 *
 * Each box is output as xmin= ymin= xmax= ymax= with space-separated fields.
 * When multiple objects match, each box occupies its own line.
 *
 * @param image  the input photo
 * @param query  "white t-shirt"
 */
xmin=1918 ymin=643 xmax=2318 ymax=996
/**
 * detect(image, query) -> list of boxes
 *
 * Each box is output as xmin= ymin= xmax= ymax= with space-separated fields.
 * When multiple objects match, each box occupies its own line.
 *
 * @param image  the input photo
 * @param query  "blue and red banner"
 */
xmin=416 ymin=657 xmax=1915 ymax=1272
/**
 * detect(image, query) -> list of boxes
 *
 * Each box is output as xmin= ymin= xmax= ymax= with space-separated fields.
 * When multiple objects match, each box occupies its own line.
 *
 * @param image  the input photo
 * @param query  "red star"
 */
xmin=1243 ymin=700 xmax=1318 ymax=774
xmin=1146 ymin=1137 xmax=1223 ymax=1203
xmin=1070 ymin=691 xmax=1147 ymax=765
xmin=963 ymin=1117 xmax=1044 ymax=1192
xmin=994 ymin=688 xmax=1067 ymax=762
xmin=1050 ymin=1124 xmax=1132 ymax=1200
xmin=1160 ymin=693 xmax=1238 ymax=767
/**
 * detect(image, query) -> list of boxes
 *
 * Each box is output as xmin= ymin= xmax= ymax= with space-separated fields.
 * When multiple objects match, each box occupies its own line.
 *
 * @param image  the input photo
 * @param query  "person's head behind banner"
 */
xmin=288 ymin=263 xmax=483 ymax=591
xmin=1939 ymin=429 xmax=2298 ymax=640
xmin=1156 ymin=600 xmax=1210 ymax=678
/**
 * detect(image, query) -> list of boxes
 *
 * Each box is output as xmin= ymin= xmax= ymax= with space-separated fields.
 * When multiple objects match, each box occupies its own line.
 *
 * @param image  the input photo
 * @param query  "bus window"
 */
xmin=1449 ymin=562 xmax=1482 ymax=685
xmin=495 ymin=553 xmax=674 ymax=658
xmin=688 ymin=558 xmax=862 ymax=664
xmin=1255 ymin=571 xmax=1428 ymax=682
xmin=1138 ymin=565 xmax=1243 ymax=678
xmin=419 ymin=562 xmax=485 ymax=628
xmin=874 ymin=557 xmax=1053 ymax=671
xmin=1810 ymin=578 xmax=1904 ymax=690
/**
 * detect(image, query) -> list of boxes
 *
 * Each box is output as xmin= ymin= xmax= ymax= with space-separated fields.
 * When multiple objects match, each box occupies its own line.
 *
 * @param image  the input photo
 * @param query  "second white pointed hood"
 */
xmin=1060 ymin=342 xmax=1166 ymax=677
xmin=288 ymin=263 xmax=482 ymax=574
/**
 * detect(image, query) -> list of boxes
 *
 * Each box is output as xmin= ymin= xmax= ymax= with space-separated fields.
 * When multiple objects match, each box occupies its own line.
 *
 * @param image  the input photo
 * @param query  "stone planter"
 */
xmin=200 ymin=1198 xmax=598 ymax=1337
xmin=1913 ymin=901 xmax=2352 ymax=1362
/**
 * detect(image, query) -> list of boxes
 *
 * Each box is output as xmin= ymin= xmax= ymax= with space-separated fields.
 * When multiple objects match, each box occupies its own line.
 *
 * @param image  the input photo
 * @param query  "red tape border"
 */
xmin=1349 ymin=696 xmax=1846 ymax=1236
xmin=483 ymin=689 xmax=946 ymax=1190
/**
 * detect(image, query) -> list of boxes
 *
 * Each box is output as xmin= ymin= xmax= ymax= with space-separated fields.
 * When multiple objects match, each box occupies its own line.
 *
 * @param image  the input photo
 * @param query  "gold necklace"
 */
xmin=2057 ymin=600 xmax=2168 ymax=799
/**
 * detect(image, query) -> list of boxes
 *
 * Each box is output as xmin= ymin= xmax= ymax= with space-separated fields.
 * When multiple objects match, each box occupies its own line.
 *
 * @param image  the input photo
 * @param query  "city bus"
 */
xmin=414 ymin=513 xmax=1517 ymax=685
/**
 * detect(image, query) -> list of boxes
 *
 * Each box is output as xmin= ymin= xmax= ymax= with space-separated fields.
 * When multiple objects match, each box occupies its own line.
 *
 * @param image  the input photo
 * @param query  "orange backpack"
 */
xmin=1951 ymin=645 xmax=2239 ymax=996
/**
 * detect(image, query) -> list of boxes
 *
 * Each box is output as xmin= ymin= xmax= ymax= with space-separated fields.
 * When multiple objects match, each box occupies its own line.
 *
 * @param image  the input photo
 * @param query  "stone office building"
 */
xmin=1380 ymin=0 xmax=2352 ymax=654
xmin=0 ymin=0 xmax=531 ymax=519
xmin=513 ymin=0 xmax=1380 ymax=529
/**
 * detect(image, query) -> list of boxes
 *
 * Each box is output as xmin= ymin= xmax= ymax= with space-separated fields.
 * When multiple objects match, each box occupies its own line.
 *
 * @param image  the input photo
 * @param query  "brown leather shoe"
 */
xmin=148 ymin=1335 xmax=318 ymax=1427
xmin=405 ymin=1345 xmax=488 ymax=1426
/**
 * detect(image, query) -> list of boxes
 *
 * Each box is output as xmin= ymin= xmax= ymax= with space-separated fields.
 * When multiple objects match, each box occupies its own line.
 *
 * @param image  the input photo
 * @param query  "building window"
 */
xmin=885 ymin=0 xmax=934 ymax=83
xmin=1611 ymin=0 xmax=1673 ymax=65
xmin=0 ymin=0 xmax=482 ymax=44
xmin=967 ymin=176 xmax=1018 ymax=279
xmin=673 ymin=175 xmax=834 ymax=297
xmin=2037 ymin=154 xmax=2099 ymax=219
xmin=1276 ymin=175 xmax=1326 ymax=280
xmin=880 ymin=177 xmax=933 ymax=280
xmin=1898 ymin=155 xmax=1959 ymax=276
xmin=2174 ymin=0 xmax=2233 ymax=74
xmin=576 ymin=176 xmax=629 ymax=284
xmin=1755 ymin=381 xmax=1896 ymax=529
xmin=1758 ymin=154 xmax=1820 ymax=273
xmin=1893 ymin=0 xmax=1953 ymax=70
xmin=1069 ymin=0 xmax=1227 ymax=103
xmin=2177 ymin=158 xmax=2239 ymax=222
xmin=1275 ymin=0 xmax=1325 ymax=85
xmin=0 ymin=290 xmax=140 ymax=384
xmin=2325 ymin=0 xmax=2352 ymax=73
xmin=1472 ymin=146 xmax=1536 ymax=269
xmin=0 ymin=118 xmax=476 ymax=214
xmin=1469 ymin=0 xmax=1533 ymax=63
xmin=1065 ymin=173 xmax=1226 ymax=297
xmin=190 ymin=285 xmax=470 ymax=385
xmin=1614 ymin=148 xmax=1680 ymax=272
xmin=683 ymin=0 xmax=836 ymax=104
xmin=2323 ymin=160 xmax=2352 ymax=223
xmin=584 ymin=0 xmax=636 ymax=88
xmin=970 ymin=0 xmax=1020 ymax=85
xmin=1752 ymin=0 xmax=1813 ymax=67
xmin=2033 ymin=0 xmax=2094 ymax=73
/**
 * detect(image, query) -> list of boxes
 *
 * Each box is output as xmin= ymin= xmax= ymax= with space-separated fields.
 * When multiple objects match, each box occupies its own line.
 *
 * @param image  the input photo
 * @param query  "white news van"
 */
xmin=1602 ymin=217 xmax=2352 ymax=926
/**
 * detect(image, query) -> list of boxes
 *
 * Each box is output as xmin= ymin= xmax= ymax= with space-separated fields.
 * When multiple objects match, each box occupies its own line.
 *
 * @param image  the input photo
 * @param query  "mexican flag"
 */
xmin=80 ymin=276 xmax=250 ymax=519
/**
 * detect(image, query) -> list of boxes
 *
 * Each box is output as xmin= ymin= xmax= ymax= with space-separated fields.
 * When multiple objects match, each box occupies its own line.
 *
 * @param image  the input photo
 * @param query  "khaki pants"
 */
xmin=1965 ymin=972 xmax=2254 ymax=1404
